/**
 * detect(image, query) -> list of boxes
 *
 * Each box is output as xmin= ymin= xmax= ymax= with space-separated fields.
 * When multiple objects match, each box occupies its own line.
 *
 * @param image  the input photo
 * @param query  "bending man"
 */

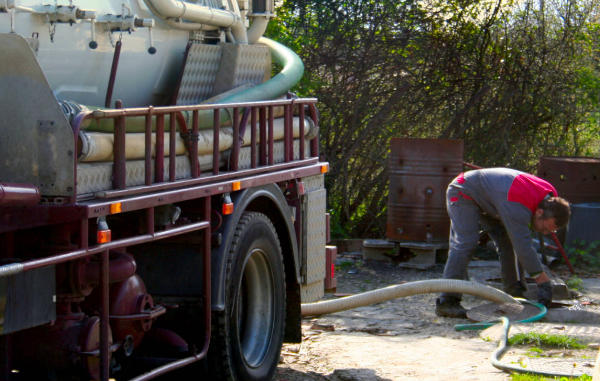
xmin=436 ymin=167 xmax=570 ymax=318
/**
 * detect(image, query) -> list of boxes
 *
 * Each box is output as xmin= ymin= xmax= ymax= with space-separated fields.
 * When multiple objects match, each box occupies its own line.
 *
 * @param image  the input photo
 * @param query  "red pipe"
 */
xmin=213 ymin=109 xmax=220 ymax=175
xmin=0 ymin=183 xmax=40 ymax=206
xmin=113 ymin=100 xmax=126 ymax=190
xmin=463 ymin=161 xmax=483 ymax=170
xmin=105 ymin=40 xmax=122 ymax=108
xmin=551 ymin=232 xmax=575 ymax=274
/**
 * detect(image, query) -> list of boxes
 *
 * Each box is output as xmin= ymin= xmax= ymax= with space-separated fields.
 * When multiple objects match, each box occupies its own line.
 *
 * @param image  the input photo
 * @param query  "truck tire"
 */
xmin=209 ymin=212 xmax=286 ymax=380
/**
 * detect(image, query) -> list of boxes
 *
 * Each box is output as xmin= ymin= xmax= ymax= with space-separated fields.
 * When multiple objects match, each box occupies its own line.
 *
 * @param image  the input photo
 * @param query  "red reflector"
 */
xmin=331 ymin=263 xmax=335 ymax=279
xmin=97 ymin=230 xmax=112 ymax=244
xmin=222 ymin=203 xmax=234 ymax=215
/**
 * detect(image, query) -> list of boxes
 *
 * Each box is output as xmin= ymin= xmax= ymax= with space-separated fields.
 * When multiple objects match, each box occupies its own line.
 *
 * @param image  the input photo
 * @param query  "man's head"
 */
xmin=532 ymin=196 xmax=571 ymax=235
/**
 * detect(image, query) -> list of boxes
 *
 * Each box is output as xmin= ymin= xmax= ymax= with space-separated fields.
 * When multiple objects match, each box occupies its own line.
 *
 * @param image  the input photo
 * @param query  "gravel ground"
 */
xmin=276 ymin=255 xmax=600 ymax=381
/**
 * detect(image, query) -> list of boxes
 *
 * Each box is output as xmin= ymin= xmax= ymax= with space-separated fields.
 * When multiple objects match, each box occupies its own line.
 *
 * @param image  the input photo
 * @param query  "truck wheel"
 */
xmin=209 ymin=212 xmax=286 ymax=381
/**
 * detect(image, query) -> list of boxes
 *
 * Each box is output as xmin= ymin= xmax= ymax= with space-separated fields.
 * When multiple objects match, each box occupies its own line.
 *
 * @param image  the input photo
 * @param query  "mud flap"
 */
xmin=0 ymin=33 xmax=74 ymax=197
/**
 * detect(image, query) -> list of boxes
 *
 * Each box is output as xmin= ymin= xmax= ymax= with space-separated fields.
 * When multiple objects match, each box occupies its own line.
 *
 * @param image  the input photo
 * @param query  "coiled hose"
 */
xmin=455 ymin=299 xmax=547 ymax=331
xmin=492 ymin=316 xmax=587 ymax=378
xmin=301 ymin=279 xmax=589 ymax=378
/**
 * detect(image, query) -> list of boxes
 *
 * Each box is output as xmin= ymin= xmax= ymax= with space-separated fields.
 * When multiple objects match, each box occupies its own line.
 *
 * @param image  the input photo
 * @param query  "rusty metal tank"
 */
xmin=537 ymin=157 xmax=600 ymax=203
xmin=386 ymin=138 xmax=463 ymax=242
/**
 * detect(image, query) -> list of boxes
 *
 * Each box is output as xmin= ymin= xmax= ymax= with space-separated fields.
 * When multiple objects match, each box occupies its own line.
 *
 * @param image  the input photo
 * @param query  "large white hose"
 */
xmin=301 ymin=279 xmax=518 ymax=317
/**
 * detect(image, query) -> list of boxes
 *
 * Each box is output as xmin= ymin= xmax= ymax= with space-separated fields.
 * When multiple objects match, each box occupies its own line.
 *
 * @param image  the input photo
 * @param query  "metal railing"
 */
xmin=71 ymin=97 xmax=319 ymax=199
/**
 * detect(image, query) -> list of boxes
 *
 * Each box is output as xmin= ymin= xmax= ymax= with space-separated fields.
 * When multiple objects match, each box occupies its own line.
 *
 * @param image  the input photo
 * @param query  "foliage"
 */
xmin=565 ymin=240 xmax=600 ymax=272
xmin=508 ymin=332 xmax=587 ymax=349
xmin=566 ymin=275 xmax=584 ymax=291
xmin=268 ymin=0 xmax=600 ymax=237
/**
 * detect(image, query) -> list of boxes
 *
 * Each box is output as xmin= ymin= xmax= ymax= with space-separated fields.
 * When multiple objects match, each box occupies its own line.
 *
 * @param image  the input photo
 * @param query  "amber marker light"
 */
xmin=222 ymin=203 xmax=234 ymax=215
xmin=232 ymin=181 xmax=241 ymax=191
xmin=320 ymin=163 xmax=329 ymax=174
xmin=110 ymin=202 xmax=122 ymax=214
xmin=97 ymin=217 xmax=112 ymax=244
xmin=97 ymin=230 xmax=112 ymax=244
xmin=222 ymin=194 xmax=234 ymax=215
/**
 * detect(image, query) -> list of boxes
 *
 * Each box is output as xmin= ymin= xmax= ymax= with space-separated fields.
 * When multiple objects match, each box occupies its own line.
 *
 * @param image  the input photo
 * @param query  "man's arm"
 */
xmin=500 ymin=207 xmax=553 ymax=306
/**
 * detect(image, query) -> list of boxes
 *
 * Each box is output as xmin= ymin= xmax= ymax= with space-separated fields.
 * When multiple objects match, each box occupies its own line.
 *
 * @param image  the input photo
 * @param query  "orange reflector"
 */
xmin=222 ymin=202 xmax=234 ymax=215
xmin=110 ymin=202 xmax=122 ymax=214
xmin=320 ymin=164 xmax=329 ymax=174
xmin=232 ymin=181 xmax=241 ymax=191
xmin=97 ymin=229 xmax=112 ymax=244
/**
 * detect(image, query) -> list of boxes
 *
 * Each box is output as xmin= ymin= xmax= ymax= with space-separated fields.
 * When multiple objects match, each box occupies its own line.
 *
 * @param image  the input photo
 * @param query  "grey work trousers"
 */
xmin=440 ymin=184 xmax=525 ymax=301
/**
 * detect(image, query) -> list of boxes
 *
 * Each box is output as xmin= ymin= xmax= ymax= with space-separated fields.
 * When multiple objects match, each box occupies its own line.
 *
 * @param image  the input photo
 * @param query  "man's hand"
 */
xmin=537 ymin=281 xmax=553 ymax=307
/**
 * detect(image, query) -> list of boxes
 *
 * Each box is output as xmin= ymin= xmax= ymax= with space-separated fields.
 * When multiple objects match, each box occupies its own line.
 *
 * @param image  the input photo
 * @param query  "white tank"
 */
xmin=0 ymin=0 xmax=272 ymax=107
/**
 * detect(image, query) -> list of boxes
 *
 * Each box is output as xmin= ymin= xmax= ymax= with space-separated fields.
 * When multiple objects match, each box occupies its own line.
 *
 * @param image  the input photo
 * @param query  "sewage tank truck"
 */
xmin=0 ymin=1 xmax=332 ymax=379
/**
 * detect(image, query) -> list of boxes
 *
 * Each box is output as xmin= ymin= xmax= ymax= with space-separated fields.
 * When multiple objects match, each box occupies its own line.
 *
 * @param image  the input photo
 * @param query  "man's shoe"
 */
xmin=435 ymin=297 xmax=467 ymax=318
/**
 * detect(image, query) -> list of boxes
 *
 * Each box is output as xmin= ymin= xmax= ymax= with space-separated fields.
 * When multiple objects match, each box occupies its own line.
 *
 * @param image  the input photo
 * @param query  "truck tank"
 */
xmin=0 ymin=0 xmax=282 ymax=107
xmin=0 ymin=0 xmax=306 ymax=198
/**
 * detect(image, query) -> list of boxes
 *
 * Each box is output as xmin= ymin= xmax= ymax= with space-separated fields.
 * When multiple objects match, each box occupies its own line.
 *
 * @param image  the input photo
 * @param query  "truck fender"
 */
xmin=211 ymin=183 xmax=299 ymax=311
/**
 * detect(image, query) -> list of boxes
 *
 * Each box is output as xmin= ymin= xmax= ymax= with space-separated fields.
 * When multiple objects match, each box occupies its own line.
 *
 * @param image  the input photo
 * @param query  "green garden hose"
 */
xmin=491 ymin=316 xmax=587 ymax=378
xmin=454 ymin=299 xmax=547 ymax=331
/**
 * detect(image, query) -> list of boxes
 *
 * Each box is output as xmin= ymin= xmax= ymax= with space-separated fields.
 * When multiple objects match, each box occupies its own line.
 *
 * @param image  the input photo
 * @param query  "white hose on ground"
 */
xmin=300 ymin=279 xmax=518 ymax=317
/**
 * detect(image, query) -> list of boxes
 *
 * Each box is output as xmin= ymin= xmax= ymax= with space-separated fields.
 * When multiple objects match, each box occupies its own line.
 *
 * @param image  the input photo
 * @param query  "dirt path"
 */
xmin=276 ymin=258 xmax=600 ymax=380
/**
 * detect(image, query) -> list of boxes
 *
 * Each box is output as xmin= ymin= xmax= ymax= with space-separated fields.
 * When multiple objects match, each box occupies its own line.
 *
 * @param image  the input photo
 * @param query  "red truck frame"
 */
xmin=0 ymin=97 xmax=328 ymax=381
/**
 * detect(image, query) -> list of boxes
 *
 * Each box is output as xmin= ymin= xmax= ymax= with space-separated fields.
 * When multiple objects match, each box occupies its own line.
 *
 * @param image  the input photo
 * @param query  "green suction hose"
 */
xmin=81 ymin=37 xmax=305 ymax=132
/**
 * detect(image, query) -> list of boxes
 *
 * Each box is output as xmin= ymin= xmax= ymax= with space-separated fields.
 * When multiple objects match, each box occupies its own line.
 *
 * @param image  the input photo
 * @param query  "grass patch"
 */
xmin=526 ymin=347 xmax=544 ymax=357
xmin=566 ymin=276 xmax=584 ymax=292
xmin=508 ymin=333 xmax=586 ymax=349
xmin=510 ymin=374 xmax=592 ymax=381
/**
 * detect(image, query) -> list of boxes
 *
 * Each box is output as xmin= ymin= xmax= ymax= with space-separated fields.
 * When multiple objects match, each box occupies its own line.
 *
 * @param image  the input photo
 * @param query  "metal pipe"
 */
xmin=0 ymin=221 xmax=211 ymax=276
xmin=259 ymin=107 xmax=267 ymax=165
xmin=309 ymin=104 xmax=319 ymax=158
xmin=191 ymin=110 xmax=200 ymax=177
xmin=105 ymin=40 xmax=122 ymax=108
xmin=93 ymin=159 xmax=319 ymax=199
xmin=213 ymin=109 xmax=220 ymax=175
xmin=144 ymin=0 xmax=247 ymax=43
xmin=0 ymin=183 xmax=40 ymax=206
xmin=250 ymin=107 xmax=257 ymax=168
xmin=268 ymin=105 xmax=274 ymax=165
xmin=231 ymin=107 xmax=240 ymax=171
xmin=145 ymin=108 xmax=153 ymax=185
xmin=113 ymin=100 xmax=126 ymax=190
xmin=169 ymin=112 xmax=177 ymax=182
xmin=155 ymin=115 xmax=165 ymax=183
xmin=247 ymin=15 xmax=269 ymax=44
xmin=299 ymin=103 xmax=305 ymax=160
xmin=100 ymin=250 xmax=110 ymax=381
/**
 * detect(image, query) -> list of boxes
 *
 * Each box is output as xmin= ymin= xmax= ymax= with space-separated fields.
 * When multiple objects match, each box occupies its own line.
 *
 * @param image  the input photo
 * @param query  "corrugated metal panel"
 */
xmin=537 ymin=157 xmax=600 ymax=203
xmin=300 ymin=174 xmax=326 ymax=303
xmin=304 ymin=188 xmax=326 ymax=284
xmin=213 ymin=44 xmax=271 ymax=96
xmin=386 ymin=138 xmax=463 ymax=242
xmin=176 ymin=44 xmax=222 ymax=105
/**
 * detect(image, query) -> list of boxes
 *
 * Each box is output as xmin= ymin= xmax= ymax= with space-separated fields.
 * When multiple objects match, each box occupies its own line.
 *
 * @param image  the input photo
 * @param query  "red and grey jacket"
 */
xmin=448 ymin=167 xmax=557 ymax=274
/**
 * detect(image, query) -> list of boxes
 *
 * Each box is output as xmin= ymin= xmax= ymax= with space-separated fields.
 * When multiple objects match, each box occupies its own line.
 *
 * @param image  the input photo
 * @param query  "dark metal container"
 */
xmin=386 ymin=138 xmax=463 ymax=242
xmin=537 ymin=157 xmax=600 ymax=204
